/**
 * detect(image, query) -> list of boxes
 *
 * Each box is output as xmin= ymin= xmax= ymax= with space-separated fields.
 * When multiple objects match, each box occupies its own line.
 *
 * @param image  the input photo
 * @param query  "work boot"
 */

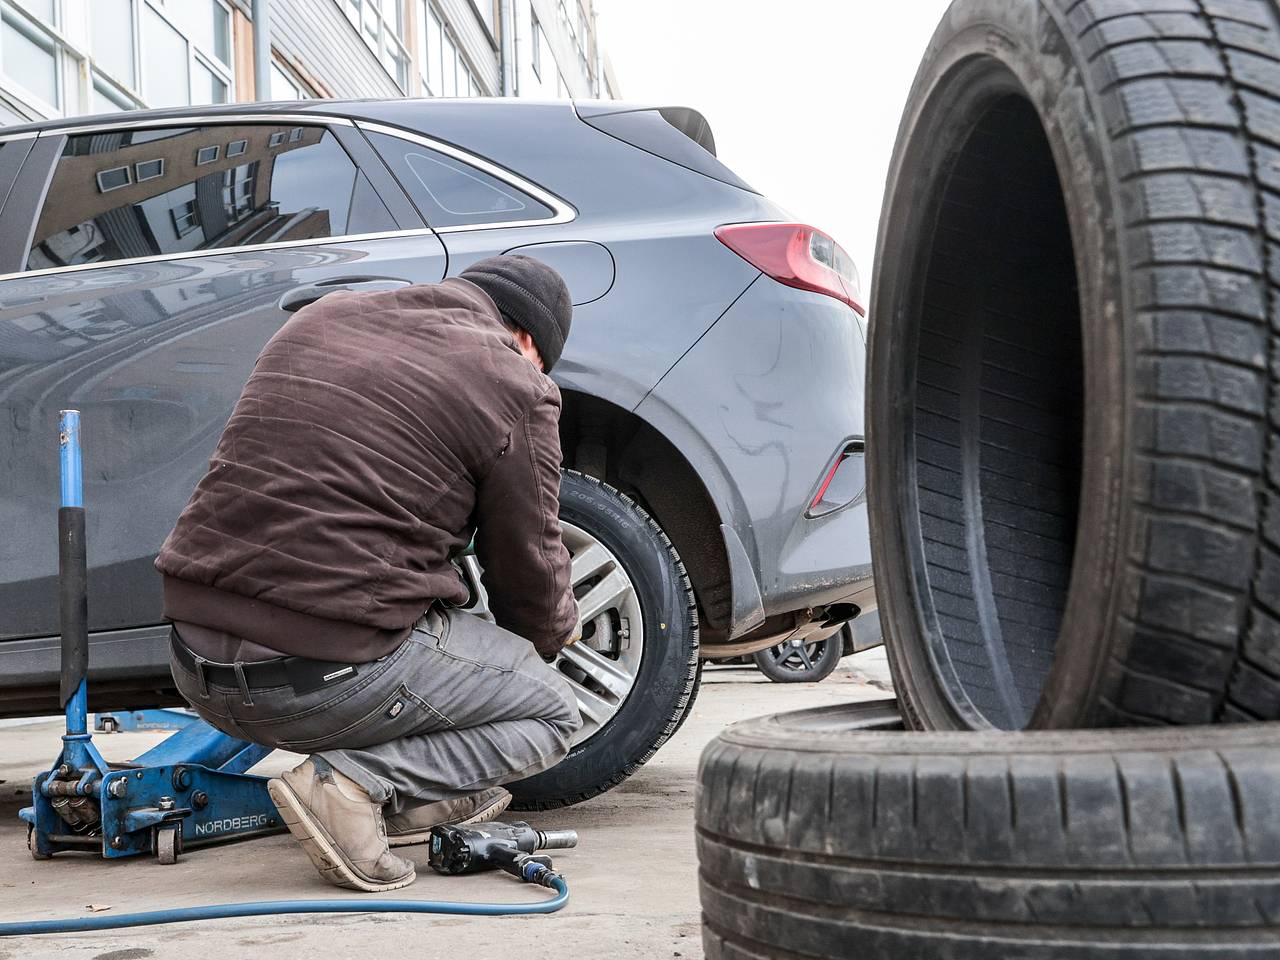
xmin=386 ymin=786 xmax=513 ymax=846
xmin=267 ymin=757 xmax=415 ymax=892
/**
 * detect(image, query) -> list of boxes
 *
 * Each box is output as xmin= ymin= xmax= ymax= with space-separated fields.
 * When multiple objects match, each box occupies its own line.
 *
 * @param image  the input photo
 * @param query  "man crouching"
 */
xmin=155 ymin=255 xmax=582 ymax=891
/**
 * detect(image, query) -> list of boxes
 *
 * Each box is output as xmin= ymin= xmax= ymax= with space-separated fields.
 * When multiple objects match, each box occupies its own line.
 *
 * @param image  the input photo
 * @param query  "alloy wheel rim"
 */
xmin=764 ymin=639 xmax=829 ymax=675
xmin=458 ymin=521 xmax=645 ymax=745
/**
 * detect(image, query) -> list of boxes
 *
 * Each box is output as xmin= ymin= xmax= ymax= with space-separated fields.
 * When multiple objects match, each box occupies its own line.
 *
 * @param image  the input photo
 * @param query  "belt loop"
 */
xmin=192 ymin=654 xmax=210 ymax=700
xmin=233 ymin=662 xmax=254 ymax=707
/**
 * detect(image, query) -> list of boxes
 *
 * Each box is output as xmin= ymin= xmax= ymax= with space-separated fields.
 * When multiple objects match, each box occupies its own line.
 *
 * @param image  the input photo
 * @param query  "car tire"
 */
xmin=751 ymin=635 xmax=841 ymax=683
xmin=697 ymin=702 xmax=1280 ymax=959
xmin=869 ymin=0 xmax=1280 ymax=730
xmin=509 ymin=471 xmax=699 ymax=809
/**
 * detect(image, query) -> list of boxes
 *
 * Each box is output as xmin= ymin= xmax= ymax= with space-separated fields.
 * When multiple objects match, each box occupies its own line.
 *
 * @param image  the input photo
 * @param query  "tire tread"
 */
xmin=1066 ymin=0 xmax=1280 ymax=722
xmin=697 ymin=708 xmax=1280 ymax=957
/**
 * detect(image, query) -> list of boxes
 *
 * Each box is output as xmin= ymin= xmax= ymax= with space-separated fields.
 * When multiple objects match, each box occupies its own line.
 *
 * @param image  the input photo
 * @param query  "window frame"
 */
xmin=338 ymin=0 xmax=410 ymax=91
xmin=530 ymin=12 xmax=541 ymax=80
xmin=0 ymin=0 xmax=236 ymax=120
xmin=0 ymin=113 xmax=444 ymax=282
xmin=0 ymin=112 xmax=576 ymax=282
xmin=356 ymin=120 xmax=575 ymax=233
xmin=134 ymin=157 xmax=164 ymax=181
xmin=94 ymin=164 xmax=131 ymax=192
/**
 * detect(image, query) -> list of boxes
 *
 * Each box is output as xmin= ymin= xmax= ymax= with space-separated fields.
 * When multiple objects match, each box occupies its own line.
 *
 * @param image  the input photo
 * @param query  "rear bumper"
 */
xmin=636 ymin=277 xmax=874 ymax=636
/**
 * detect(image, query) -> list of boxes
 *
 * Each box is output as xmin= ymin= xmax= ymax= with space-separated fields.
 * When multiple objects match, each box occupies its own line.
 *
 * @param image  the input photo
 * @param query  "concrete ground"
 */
xmin=0 ymin=650 xmax=892 ymax=960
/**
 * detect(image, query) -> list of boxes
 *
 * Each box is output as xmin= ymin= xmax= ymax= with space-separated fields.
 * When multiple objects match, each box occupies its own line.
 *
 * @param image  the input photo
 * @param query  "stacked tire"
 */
xmin=698 ymin=0 xmax=1280 ymax=955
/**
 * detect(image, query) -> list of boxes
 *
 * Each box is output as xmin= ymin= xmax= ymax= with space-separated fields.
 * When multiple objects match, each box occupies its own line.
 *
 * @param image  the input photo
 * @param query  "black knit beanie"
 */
xmin=460 ymin=255 xmax=573 ymax=372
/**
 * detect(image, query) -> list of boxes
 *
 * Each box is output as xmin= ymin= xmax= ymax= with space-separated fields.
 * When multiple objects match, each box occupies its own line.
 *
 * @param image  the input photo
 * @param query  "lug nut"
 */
xmin=107 ymin=779 xmax=127 ymax=799
xmin=158 ymin=796 xmax=175 ymax=812
xmin=191 ymin=791 xmax=208 ymax=810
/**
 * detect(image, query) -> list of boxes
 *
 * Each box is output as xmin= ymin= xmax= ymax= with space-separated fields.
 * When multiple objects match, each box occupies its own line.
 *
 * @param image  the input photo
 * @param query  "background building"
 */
xmin=0 ymin=0 xmax=621 ymax=125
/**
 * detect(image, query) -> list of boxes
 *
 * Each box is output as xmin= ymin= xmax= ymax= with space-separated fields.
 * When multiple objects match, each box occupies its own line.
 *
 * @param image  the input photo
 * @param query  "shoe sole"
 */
xmin=267 ymin=777 xmax=416 ymax=893
xmin=387 ymin=790 xmax=514 ymax=847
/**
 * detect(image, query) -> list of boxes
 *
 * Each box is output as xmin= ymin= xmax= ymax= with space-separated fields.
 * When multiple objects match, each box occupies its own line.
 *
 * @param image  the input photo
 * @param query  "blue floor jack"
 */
xmin=6 ymin=410 xmax=571 ymax=936
xmin=94 ymin=708 xmax=201 ymax=734
xmin=20 ymin=410 xmax=282 ymax=865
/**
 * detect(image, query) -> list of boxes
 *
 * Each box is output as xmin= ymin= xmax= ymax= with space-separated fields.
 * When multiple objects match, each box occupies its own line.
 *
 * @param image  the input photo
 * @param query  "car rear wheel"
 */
xmin=752 ymin=635 xmax=841 ymax=683
xmin=500 ymin=470 xmax=699 ymax=808
xmin=869 ymin=0 xmax=1280 ymax=730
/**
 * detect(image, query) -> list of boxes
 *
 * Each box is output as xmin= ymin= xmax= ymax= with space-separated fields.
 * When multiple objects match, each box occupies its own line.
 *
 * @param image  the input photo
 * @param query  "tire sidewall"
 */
xmin=868 ymin=0 xmax=1131 ymax=729
xmin=509 ymin=472 xmax=697 ymax=804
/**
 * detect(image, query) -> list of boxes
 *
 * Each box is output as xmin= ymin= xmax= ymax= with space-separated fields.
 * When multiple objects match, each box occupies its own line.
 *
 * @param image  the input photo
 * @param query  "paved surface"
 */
xmin=0 ymin=652 xmax=892 ymax=959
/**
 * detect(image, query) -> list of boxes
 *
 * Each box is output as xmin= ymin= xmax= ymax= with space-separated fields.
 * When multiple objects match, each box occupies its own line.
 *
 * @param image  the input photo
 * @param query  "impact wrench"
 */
xmin=0 ymin=821 xmax=577 ymax=936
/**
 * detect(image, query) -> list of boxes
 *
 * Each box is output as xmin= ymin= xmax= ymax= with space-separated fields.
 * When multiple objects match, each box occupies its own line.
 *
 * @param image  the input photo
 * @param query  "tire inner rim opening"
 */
xmin=910 ymin=91 xmax=1084 ymax=730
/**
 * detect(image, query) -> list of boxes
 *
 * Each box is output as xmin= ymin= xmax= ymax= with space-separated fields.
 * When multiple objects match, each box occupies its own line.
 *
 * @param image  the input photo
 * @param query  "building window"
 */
xmin=135 ymin=158 xmax=164 ymax=181
xmin=88 ymin=0 xmax=135 ymax=92
xmin=417 ymin=2 xmax=490 ymax=101
xmin=96 ymin=166 xmax=132 ymax=193
xmin=227 ymin=139 xmax=248 ymax=157
xmin=0 ymin=0 xmax=231 ymax=121
xmin=268 ymin=131 xmax=287 ymax=147
xmin=338 ymin=0 xmax=410 ymax=90
xmin=221 ymin=163 xmax=257 ymax=219
xmin=0 ymin=3 xmax=59 ymax=111
xmin=170 ymin=197 xmax=200 ymax=237
xmin=139 ymin=2 xmax=233 ymax=110
xmin=531 ymin=13 xmax=541 ymax=79
xmin=473 ymin=0 xmax=496 ymax=38
xmin=195 ymin=145 xmax=220 ymax=165
xmin=142 ymin=6 xmax=188 ymax=108
xmin=270 ymin=60 xmax=314 ymax=100
xmin=421 ymin=3 xmax=443 ymax=96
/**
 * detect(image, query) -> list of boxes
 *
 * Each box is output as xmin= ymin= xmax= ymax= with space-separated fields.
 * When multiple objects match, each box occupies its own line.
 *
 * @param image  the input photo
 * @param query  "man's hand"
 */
xmin=565 ymin=610 xmax=583 ymax=647
xmin=539 ymin=612 xmax=581 ymax=663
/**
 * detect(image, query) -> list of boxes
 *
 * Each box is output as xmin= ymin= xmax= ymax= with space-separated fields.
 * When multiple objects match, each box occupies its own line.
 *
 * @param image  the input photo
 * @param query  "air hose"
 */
xmin=0 ymin=875 xmax=568 ymax=936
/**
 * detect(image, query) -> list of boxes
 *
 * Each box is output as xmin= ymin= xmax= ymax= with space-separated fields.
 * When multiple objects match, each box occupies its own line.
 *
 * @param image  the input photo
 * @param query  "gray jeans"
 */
xmin=170 ymin=608 xmax=581 ymax=813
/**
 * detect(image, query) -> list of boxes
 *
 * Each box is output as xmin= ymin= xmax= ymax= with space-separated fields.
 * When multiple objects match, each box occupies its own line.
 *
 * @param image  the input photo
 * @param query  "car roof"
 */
xmin=0 ymin=97 xmax=660 ymax=139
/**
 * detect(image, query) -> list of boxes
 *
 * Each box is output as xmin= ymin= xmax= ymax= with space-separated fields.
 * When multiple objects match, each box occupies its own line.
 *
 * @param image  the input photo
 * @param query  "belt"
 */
xmin=171 ymin=632 xmax=360 ymax=696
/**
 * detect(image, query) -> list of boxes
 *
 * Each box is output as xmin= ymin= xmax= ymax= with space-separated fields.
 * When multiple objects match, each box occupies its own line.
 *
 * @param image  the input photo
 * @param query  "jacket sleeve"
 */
xmin=473 ymin=389 xmax=578 ymax=658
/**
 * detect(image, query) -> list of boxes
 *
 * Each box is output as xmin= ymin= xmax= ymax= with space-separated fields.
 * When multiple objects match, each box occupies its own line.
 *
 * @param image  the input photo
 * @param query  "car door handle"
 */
xmin=277 ymin=276 xmax=412 ymax=313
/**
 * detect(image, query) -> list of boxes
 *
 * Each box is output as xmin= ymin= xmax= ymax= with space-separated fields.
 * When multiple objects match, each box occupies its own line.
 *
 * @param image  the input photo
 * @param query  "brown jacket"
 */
xmin=155 ymin=278 xmax=578 ymax=661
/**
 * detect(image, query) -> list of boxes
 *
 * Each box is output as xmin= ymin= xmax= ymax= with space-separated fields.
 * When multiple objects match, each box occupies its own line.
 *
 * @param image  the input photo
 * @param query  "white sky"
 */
xmin=593 ymin=0 xmax=954 ymax=294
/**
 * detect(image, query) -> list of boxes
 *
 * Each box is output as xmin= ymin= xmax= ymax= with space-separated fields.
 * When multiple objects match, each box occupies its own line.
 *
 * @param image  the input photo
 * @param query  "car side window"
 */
xmin=26 ymin=124 xmax=396 ymax=271
xmin=365 ymin=130 xmax=554 ymax=228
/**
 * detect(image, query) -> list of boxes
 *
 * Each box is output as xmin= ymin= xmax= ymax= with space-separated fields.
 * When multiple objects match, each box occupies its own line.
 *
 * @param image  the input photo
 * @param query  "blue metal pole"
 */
xmin=58 ymin=410 xmax=87 ymax=736
xmin=60 ymin=409 xmax=82 ymax=508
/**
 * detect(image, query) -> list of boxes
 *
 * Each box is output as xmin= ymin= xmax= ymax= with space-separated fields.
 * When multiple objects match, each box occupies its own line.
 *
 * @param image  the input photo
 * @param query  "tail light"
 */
xmin=715 ymin=222 xmax=865 ymax=317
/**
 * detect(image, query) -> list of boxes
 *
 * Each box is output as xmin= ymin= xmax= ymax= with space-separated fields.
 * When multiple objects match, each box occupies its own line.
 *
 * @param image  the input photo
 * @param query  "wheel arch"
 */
xmin=558 ymin=389 xmax=736 ymax=643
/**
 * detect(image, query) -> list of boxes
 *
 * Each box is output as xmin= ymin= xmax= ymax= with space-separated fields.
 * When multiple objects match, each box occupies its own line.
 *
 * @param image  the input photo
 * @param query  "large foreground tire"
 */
xmin=697 ymin=703 xmax=1280 ymax=959
xmin=509 ymin=471 xmax=699 ymax=808
xmin=869 ymin=0 xmax=1280 ymax=730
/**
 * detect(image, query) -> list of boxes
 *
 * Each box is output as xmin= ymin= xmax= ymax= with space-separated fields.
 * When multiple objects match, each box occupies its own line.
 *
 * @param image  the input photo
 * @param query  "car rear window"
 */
xmin=364 ymin=130 xmax=555 ymax=229
xmin=580 ymin=107 xmax=754 ymax=193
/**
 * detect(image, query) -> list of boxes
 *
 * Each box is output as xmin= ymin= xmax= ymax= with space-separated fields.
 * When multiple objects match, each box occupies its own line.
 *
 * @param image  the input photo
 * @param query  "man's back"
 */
xmin=156 ymin=277 xmax=575 ymax=659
